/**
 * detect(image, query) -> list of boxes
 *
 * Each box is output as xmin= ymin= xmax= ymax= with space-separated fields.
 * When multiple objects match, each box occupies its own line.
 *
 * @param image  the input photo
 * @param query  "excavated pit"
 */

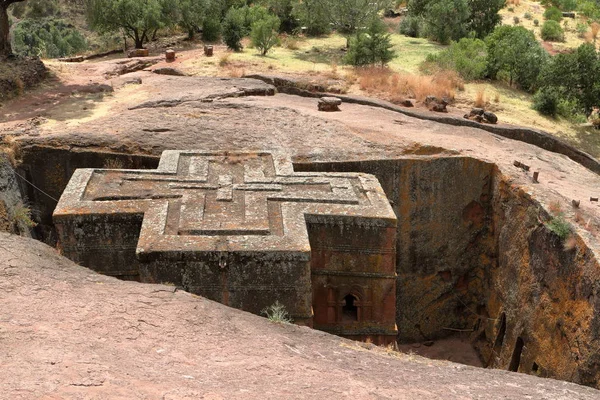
xmin=9 ymin=144 xmax=600 ymax=388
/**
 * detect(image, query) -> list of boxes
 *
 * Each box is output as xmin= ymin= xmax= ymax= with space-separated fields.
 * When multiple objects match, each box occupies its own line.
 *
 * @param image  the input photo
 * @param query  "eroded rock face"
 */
xmin=480 ymin=181 xmax=600 ymax=386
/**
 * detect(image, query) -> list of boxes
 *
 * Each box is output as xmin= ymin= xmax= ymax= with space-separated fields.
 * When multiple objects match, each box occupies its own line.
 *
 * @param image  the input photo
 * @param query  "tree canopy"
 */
xmin=1 ymin=0 xmax=26 ymax=57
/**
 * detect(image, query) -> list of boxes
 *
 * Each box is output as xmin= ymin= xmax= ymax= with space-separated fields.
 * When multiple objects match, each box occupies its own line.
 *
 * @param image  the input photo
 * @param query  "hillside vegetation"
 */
xmin=2 ymin=0 xmax=600 ymax=157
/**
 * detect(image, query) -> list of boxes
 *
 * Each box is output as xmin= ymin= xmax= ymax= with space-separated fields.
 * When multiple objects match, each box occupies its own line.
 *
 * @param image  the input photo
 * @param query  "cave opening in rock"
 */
xmin=493 ymin=312 xmax=507 ymax=353
xmin=509 ymin=337 xmax=525 ymax=372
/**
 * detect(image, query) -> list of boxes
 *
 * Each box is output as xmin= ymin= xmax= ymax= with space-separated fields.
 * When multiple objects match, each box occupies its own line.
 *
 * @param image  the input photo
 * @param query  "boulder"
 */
xmin=470 ymin=108 xmax=484 ymax=117
xmin=128 ymin=49 xmax=149 ymax=58
xmin=398 ymin=99 xmax=414 ymax=108
xmin=483 ymin=111 xmax=498 ymax=124
xmin=153 ymin=67 xmax=185 ymax=76
xmin=318 ymin=97 xmax=342 ymax=112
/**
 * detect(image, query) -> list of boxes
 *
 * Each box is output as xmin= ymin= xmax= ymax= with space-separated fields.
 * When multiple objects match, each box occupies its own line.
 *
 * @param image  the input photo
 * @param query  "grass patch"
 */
xmin=545 ymin=214 xmax=571 ymax=240
xmin=261 ymin=301 xmax=293 ymax=324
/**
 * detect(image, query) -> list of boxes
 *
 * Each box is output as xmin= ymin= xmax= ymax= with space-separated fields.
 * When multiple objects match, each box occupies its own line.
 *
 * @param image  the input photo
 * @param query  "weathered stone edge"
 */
xmin=246 ymin=74 xmax=600 ymax=176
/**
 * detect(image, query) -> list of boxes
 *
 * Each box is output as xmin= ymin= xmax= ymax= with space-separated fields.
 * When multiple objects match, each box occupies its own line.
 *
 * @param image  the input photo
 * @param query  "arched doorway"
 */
xmin=342 ymin=294 xmax=359 ymax=322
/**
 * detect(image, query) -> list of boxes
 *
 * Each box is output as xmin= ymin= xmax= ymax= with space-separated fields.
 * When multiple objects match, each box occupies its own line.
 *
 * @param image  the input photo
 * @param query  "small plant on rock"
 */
xmin=261 ymin=300 xmax=293 ymax=323
xmin=11 ymin=202 xmax=37 ymax=230
xmin=546 ymin=214 xmax=571 ymax=240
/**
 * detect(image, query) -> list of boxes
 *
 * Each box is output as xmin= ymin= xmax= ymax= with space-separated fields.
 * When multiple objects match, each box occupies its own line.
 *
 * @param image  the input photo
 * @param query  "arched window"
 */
xmin=342 ymin=294 xmax=359 ymax=322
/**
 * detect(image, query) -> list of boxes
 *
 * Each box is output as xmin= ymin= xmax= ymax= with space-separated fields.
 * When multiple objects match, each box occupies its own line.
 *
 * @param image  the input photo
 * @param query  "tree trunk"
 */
xmin=0 ymin=4 xmax=11 ymax=57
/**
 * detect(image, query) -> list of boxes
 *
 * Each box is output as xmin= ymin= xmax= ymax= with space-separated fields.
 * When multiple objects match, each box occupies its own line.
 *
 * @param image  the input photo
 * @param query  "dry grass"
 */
xmin=548 ymin=200 xmax=563 ymax=215
xmin=355 ymin=67 xmax=463 ymax=104
xmin=224 ymin=65 xmax=246 ymax=78
xmin=218 ymin=53 xmax=232 ymax=67
xmin=474 ymin=88 xmax=487 ymax=108
xmin=588 ymin=22 xmax=600 ymax=44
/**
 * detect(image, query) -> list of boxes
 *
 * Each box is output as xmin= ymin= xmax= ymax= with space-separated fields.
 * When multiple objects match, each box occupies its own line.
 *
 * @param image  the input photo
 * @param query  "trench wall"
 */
xmin=296 ymin=157 xmax=498 ymax=341
xmin=14 ymin=146 xmax=600 ymax=387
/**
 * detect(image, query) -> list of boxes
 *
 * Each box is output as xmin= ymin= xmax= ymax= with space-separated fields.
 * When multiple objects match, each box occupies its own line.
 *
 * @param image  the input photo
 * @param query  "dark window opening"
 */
xmin=342 ymin=294 xmax=358 ymax=322
xmin=532 ymin=362 xmax=539 ymax=373
xmin=493 ymin=312 xmax=507 ymax=352
xmin=509 ymin=337 xmax=525 ymax=372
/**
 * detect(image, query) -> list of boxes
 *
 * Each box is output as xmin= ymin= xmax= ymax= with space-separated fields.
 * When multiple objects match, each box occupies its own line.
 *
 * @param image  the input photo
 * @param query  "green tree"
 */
xmin=292 ymin=0 xmax=330 ymax=36
xmin=257 ymin=0 xmax=297 ymax=33
xmin=423 ymin=0 xmax=470 ymax=44
xmin=250 ymin=14 xmax=280 ymax=55
xmin=222 ymin=5 xmax=271 ymax=51
xmin=1 ymin=0 xmax=26 ymax=57
xmin=345 ymin=18 xmax=396 ymax=66
xmin=177 ymin=0 xmax=208 ymax=39
xmin=86 ymin=0 xmax=175 ymax=49
xmin=13 ymin=18 xmax=87 ymax=58
xmin=486 ymin=25 xmax=548 ymax=91
xmin=468 ymin=0 xmax=505 ymax=38
xmin=319 ymin=0 xmax=394 ymax=46
xmin=539 ymin=43 xmax=600 ymax=116
xmin=222 ymin=6 xmax=246 ymax=50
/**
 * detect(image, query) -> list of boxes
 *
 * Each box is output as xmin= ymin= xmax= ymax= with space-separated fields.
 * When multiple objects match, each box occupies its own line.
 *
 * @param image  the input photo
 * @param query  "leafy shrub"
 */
xmin=23 ymin=0 xmax=60 ymax=19
xmin=534 ymin=19 xmax=539 ymax=26
xmin=513 ymin=16 xmax=520 ymax=24
xmin=261 ymin=301 xmax=292 ymax=323
xmin=250 ymin=15 xmax=280 ymax=55
xmin=524 ymin=12 xmax=533 ymax=20
xmin=202 ymin=17 xmax=222 ymax=41
xmin=292 ymin=0 xmax=331 ymax=36
xmin=541 ymin=20 xmax=565 ymax=41
xmin=533 ymin=87 xmax=559 ymax=116
xmin=544 ymin=6 xmax=563 ymax=21
xmin=486 ymin=25 xmax=548 ymax=92
xmin=546 ymin=215 xmax=571 ymax=240
xmin=557 ymin=0 xmax=577 ymax=12
xmin=423 ymin=0 xmax=470 ymax=44
xmin=345 ymin=18 xmax=396 ymax=66
xmin=425 ymin=37 xmax=488 ymax=80
xmin=399 ymin=15 xmax=425 ymax=37
xmin=12 ymin=18 xmax=87 ymax=58
xmin=223 ymin=8 xmax=246 ymax=51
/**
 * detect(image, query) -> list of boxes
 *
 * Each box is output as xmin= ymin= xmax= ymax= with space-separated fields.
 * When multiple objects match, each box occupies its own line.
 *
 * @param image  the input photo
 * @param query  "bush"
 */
xmin=399 ymin=15 xmax=425 ymax=37
xmin=425 ymin=37 xmax=488 ymax=80
xmin=534 ymin=19 xmax=539 ymax=26
xmin=23 ymin=0 xmax=60 ymax=19
xmin=576 ymin=22 xmax=588 ymax=38
xmin=533 ymin=87 xmax=560 ymax=116
xmin=486 ymin=25 xmax=548 ymax=91
xmin=513 ymin=16 xmax=520 ymax=24
xmin=423 ymin=0 xmax=470 ymax=44
xmin=524 ymin=12 xmax=533 ymax=20
xmin=12 ymin=18 xmax=87 ymax=58
xmin=202 ymin=17 xmax=222 ymax=42
xmin=250 ymin=15 xmax=280 ymax=56
xmin=222 ymin=8 xmax=246 ymax=51
xmin=345 ymin=18 xmax=396 ymax=66
xmin=544 ymin=6 xmax=563 ymax=21
xmin=292 ymin=0 xmax=331 ymax=36
xmin=541 ymin=20 xmax=565 ymax=41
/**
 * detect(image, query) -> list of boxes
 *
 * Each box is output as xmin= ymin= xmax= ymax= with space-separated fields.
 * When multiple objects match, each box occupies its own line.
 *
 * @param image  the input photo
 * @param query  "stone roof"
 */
xmin=53 ymin=151 xmax=396 ymax=260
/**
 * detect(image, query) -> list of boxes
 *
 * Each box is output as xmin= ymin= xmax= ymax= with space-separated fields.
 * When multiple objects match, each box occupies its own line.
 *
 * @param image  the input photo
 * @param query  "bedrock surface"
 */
xmin=1 ymin=232 xmax=600 ymax=399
